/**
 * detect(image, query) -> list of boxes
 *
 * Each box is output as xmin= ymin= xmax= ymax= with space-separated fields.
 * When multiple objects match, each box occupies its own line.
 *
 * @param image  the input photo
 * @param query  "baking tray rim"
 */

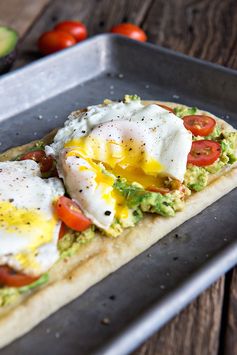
xmin=1 ymin=33 xmax=237 ymax=86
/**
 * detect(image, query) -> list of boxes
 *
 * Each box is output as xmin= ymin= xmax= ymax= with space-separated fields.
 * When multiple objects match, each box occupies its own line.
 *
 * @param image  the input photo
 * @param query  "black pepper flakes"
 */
xmin=104 ymin=210 xmax=111 ymax=216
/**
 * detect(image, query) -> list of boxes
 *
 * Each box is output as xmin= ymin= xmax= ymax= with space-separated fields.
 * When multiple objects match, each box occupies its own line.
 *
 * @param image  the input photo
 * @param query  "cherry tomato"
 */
xmin=54 ymin=21 xmax=87 ymax=42
xmin=55 ymin=196 xmax=91 ymax=232
xmin=188 ymin=140 xmax=221 ymax=167
xmin=0 ymin=266 xmax=39 ymax=287
xmin=157 ymin=104 xmax=174 ymax=113
xmin=58 ymin=223 xmax=68 ymax=239
xmin=20 ymin=150 xmax=54 ymax=173
xmin=111 ymin=23 xmax=147 ymax=42
xmin=147 ymin=186 xmax=170 ymax=194
xmin=38 ymin=30 xmax=76 ymax=55
xmin=183 ymin=115 xmax=216 ymax=136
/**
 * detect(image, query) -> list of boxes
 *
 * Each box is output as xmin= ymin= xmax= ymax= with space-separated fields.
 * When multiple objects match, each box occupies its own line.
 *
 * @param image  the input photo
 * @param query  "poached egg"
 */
xmin=47 ymin=99 xmax=192 ymax=231
xmin=0 ymin=160 xmax=64 ymax=276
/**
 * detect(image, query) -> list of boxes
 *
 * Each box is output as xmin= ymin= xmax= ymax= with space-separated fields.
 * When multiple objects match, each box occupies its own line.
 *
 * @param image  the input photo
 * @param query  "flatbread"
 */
xmin=0 ymin=101 xmax=236 ymax=348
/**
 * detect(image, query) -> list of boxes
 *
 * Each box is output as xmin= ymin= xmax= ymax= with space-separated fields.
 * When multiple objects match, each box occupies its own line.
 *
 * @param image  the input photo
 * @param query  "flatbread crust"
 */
xmin=0 ymin=101 xmax=236 ymax=348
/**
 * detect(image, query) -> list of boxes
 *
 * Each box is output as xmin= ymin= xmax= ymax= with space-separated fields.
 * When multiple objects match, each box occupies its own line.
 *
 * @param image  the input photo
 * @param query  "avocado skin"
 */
xmin=0 ymin=47 xmax=17 ymax=74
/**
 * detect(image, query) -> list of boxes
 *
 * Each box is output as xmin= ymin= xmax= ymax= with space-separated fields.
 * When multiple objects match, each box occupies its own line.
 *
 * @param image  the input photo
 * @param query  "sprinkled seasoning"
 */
xmin=104 ymin=210 xmax=111 ymax=216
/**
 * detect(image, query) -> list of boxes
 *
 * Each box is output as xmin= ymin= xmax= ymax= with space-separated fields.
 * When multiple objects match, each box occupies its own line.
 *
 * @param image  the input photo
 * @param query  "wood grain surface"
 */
xmin=1 ymin=0 xmax=237 ymax=354
xmin=0 ymin=0 xmax=50 ymax=37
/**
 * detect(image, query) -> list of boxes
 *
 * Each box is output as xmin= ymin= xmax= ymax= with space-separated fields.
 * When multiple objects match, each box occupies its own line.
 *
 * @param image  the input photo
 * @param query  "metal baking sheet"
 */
xmin=0 ymin=34 xmax=237 ymax=355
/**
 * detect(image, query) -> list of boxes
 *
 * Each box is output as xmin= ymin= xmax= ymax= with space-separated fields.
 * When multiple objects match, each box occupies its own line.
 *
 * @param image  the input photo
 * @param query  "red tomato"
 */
xmin=147 ymin=186 xmax=170 ymax=194
xmin=38 ymin=30 xmax=76 ymax=55
xmin=183 ymin=115 xmax=216 ymax=136
xmin=0 ymin=266 xmax=39 ymax=287
xmin=54 ymin=21 xmax=87 ymax=42
xmin=58 ymin=223 xmax=68 ymax=239
xmin=157 ymin=104 xmax=174 ymax=113
xmin=111 ymin=23 xmax=147 ymax=42
xmin=188 ymin=140 xmax=221 ymax=166
xmin=20 ymin=150 xmax=54 ymax=173
xmin=55 ymin=196 xmax=91 ymax=232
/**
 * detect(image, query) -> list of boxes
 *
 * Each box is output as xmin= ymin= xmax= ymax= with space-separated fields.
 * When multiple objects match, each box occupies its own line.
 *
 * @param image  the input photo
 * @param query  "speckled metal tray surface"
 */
xmin=0 ymin=34 xmax=237 ymax=355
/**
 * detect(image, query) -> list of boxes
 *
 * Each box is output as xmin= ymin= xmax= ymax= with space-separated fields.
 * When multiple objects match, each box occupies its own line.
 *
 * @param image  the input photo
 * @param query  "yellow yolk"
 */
xmin=0 ymin=201 xmax=57 ymax=247
xmin=112 ymin=190 xmax=129 ymax=220
xmin=66 ymin=148 xmax=129 ymax=220
xmin=111 ymin=165 xmax=164 ymax=189
xmin=65 ymin=137 xmax=164 ymax=188
xmin=0 ymin=201 xmax=58 ymax=273
xmin=14 ymin=251 xmax=41 ymax=272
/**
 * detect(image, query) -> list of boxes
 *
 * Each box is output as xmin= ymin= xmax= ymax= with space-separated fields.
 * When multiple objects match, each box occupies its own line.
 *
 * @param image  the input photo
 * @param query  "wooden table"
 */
xmin=1 ymin=1 xmax=237 ymax=354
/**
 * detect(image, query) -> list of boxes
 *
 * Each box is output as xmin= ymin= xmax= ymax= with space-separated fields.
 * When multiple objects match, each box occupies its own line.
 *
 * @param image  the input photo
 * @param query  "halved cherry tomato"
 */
xmin=59 ymin=223 xmax=68 ymax=239
xmin=111 ymin=23 xmax=147 ymax=42
xmin=38 ymin=30 xmax=76 ymax=55
xmin=55 ymin=196 xmax=91 ymax=232
xmin=0 ymin=266 xmax=39 ymax=287
xmin=20 ymin=150 xmax=54 ymax=173
xmin=54 ymin=21 xmax=87 ymax=42
xmin=183 ymin=115 xmax=216 ymax=136
xmin=157 ymin=104 xmax=174 ymax=113
xmin=147 ymin=186 xmax=170 ymax=194
xmin=188 ymin=140 xmax=221 ymax=167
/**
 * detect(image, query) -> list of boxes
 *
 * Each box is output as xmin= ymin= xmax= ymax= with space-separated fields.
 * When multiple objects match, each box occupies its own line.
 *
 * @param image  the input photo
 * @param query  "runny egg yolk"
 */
xmin=0 ymin=201 xmax=57 ymax=272
xmin=65 ymin=137 xmax=164 ymax=189
xmin=66 ymin=148 xmax=129 ymax=220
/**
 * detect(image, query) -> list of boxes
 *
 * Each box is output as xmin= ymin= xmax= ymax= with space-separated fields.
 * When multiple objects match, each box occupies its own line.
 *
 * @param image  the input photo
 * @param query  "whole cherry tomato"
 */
xmin=54 ymin=21 xmax=87 ymax=42
xmin=111 ymin=23 xmax=147 ymax=42
xmin=38 ymin=30 xmax=76 ymax=55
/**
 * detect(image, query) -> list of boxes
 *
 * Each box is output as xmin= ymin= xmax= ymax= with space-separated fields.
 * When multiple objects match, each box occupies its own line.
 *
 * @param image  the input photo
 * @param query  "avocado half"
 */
xmin=0 ymin=26 xmax=18 ymax=74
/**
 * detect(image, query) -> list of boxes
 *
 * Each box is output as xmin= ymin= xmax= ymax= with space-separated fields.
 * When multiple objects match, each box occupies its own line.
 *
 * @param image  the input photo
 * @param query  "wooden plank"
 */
xmin=143 ymin=0 xmax=237 ymax=69
xmin=134 ymin=277 xmax=225 ymax=355
xmin=0 ymin=0 xmax=51 ymax=38
xmin=221 ymin=269 xmax=237 ymax=355
xmin=12 ymin=0 xmax=153 ymax=68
